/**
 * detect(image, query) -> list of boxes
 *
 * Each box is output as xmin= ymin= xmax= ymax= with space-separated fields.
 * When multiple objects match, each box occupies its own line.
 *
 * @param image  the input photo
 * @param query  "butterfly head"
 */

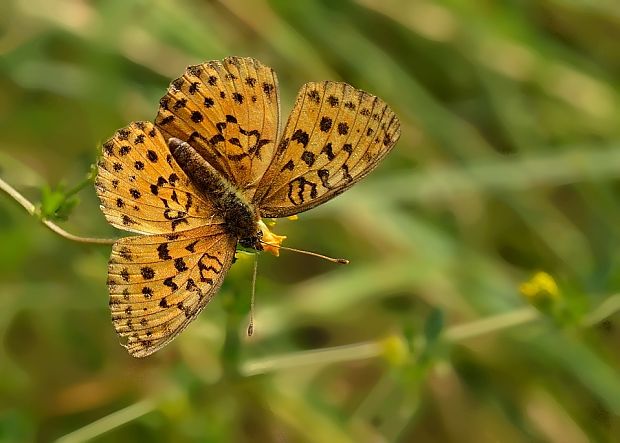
xmin=238 ymin=219 xmax=286 ymax=256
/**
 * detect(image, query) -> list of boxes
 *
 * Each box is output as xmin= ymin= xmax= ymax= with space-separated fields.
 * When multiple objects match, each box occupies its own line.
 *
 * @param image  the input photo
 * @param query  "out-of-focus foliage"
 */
xmin=1 ymin=0 xmax=619 ymax=441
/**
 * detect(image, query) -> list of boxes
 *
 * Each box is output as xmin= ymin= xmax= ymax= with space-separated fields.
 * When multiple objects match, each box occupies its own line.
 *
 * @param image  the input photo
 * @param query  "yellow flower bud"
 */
xmin=380 ymin=334 xmax=409 ymax=367
xmin=519 ymin=271 xmax=559 ymax=308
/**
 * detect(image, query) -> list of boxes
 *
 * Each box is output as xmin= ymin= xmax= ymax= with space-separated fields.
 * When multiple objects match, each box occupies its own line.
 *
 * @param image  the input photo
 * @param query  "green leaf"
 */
xmin=38 ymin=183 xmax=79 ymax=221
xmin=424 ymin=308 xmax=444 ymax=345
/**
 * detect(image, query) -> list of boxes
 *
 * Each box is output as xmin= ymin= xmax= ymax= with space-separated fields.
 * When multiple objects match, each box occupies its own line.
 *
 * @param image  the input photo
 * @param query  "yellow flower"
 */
xmin=258 ymin=219 xmax=286 ymax=256
xmin=519 ymin=271 xmax=559 ymax=307
xmin=380 ymin=334 xmax=409 ymax=367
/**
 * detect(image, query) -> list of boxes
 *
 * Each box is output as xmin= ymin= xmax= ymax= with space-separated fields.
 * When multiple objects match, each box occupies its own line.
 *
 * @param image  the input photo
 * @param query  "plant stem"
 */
xmin=444 ymin=306 xmax=538 ymax=342
xmin=240 ymin=297 xmax=620 ymax=376
xmin=242 ymin=341 xmax=382 ymax=376
xmin=63 ymin=166 xmax=97 ymax=200
xmin=0 ymin=176 xmax=115 ymax=245
xmin=54 ymin=398 xmax=157 ymax=443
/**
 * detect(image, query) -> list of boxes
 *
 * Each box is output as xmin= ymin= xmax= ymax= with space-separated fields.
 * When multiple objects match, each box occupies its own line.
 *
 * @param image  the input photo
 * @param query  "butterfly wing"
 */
xmin=96 ymin=121 xmax=236 ymax=357
xmin=96 ymin=121 xmax=221 ymax=234
xmin=155 ymin=56 xmax=280 ymax=200
xmin=108 ymin=225 xmax=236 ymax=357
xmin=253 ymin=81 xmax=400 ymax=218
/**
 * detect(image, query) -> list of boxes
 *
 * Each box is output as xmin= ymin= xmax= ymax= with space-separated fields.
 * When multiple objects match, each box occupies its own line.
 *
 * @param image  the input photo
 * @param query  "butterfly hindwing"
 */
xmin=254 ymin=81 xmax=400 ymax=218
xmin=96 ymin=121 xmax=220 ymax=235
xmin=155 ymin=56 xmax=280 ymax=200
xmin=108 ymin=224 xmax=236 ymax=357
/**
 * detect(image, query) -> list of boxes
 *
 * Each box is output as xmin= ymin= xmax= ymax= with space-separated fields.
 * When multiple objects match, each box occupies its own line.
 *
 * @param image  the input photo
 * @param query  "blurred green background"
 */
xmin=1 ymin=0 xmax=620 ymax=441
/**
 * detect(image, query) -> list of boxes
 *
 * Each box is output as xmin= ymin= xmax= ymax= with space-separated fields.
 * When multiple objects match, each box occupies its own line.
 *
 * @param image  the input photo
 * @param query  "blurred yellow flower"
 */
xmin=380 ymin=334 xmax=409 ymax=367
xmin=519 ymin=272 xmax=560 ymax=307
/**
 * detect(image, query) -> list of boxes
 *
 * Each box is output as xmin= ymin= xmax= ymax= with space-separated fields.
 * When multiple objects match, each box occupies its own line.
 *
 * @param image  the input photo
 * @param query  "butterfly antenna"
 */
xmin=259 ymin=241 xmax=349 ymax=264
xmin=247 ymin=253 xmax=259 ymax=337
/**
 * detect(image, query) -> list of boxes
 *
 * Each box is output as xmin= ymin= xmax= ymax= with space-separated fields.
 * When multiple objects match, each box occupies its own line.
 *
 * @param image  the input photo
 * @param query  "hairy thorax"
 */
xmin=168 ymin=138 xmax=259 ymax=242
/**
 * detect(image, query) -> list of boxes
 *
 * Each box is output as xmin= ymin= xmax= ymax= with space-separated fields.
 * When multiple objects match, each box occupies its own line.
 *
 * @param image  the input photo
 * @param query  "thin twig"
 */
xmin=54 ymin=398 xmax=157 ymax=443
xmin=445 ymin=306 xmax=539 ymax=342
xmin=0 ymin=176 xmax=116 ymax=245
xmin=242 ymin=341 xmax=382 ymax=376
xmin=583 ymin=293 xmax=620 ymax=326
xmin=63 ymin=166 xmax=97 ymax=200
xmin=241 ymin=297 xmax=620 ymax=376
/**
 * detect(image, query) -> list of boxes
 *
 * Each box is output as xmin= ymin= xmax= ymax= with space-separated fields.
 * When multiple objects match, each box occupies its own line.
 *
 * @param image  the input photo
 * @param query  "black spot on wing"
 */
xmin=188 ymin=82 xmax=200 ymax=94
xmin=117 ymin=129 xmax=130 ymax=140
xmin=159 ymin=115 xmax=174 ymax=125
xmin=174 ymin=258 xmax=188 ymax=272
xmin=263 ymin=83 xmax=274 ymax=96
xmin=191 ymin=111 xmax=203 ymax=123
xmin=320 ymin=117 xmax=332 ymax=132
xmin=281 ymin=159 xmax=294 ymax=172
xmin=140 ymin=267 xmax=155 ymax=280
xmin=103 ymin=141 xmax=114 ymax=155
xmin=291 ymin=129 xmax=309 ymax=148
xmin=318 ymin=169 xmax=331 ymax=188
xmin=157 ymin=243 xmax=172 ymax=260
xmin=307 ymin=89 xmax=320 ymax=104
xmin=301 ymin=151 xmax=316 ymax=167
xmin=172 ymin=77 xmax=184 ymax=90
xmin=321 ymin=142 xmax=335 ymax=160
xmin=142 ymin=287 xmax=153 ymax=299
xmin=164 ymin=277 xmax=178 ymax=291
xmin=185 ymin=240 xmax=199 ymax=253
xmin=173 ymin=99 xmax=187 ymax=110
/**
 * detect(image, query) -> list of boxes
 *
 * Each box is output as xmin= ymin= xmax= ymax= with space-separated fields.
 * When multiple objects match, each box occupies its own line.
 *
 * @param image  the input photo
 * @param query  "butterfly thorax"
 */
xmin=169 ymin=138 xmax=259 ymax=242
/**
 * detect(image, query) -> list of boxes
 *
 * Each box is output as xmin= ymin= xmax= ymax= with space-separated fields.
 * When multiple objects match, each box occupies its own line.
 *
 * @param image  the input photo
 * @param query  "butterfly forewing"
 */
xmin=254 ymin=81 xmax=400 ymax=218
xmin=108 ymin=224 xmax=236 ymax=357
xmin=96 ymin=121 xmax=220 ymax=235
xmin=155 ymin=56 xmax=280 ymax=200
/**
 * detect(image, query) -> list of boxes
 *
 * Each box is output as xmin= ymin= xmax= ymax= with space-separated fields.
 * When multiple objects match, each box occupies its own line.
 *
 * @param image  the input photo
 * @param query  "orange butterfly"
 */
xmin=96 ymin=57 xmax=400 ymax=357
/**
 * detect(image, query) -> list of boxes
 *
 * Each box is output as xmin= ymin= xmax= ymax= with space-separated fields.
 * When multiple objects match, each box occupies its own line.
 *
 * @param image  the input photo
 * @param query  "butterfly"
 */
xmin=96 ymin=57 xmax=400 ymax=357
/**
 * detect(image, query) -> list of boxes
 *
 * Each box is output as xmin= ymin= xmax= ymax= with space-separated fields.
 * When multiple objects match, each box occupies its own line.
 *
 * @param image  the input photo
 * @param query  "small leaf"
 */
xmin=38 ymin=183 xmax=80 ymax=221
xmin=402 ymin=322 xmax=416 ymax=354
xmin=423 ymin=308 xmax=444 ymax=345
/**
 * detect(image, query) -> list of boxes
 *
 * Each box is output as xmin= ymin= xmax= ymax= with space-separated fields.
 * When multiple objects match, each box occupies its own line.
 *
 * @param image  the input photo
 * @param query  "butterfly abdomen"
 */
xmin=169 ymin=138 xmax=258 ymax=239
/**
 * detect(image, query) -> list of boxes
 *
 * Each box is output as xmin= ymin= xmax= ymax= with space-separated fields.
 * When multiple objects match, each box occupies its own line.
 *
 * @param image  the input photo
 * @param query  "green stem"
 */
xmin=221 ymin=289 xmax=248 ymax=377
xmin=0 ymin=176 xmax=115 ymax=245
xmin=54 ymin=398 xmax=157 ymax=443
xmin=63 ymin=165 xmax=97 ymax=200
xmin=240 ymin=297 xmax=620 ymax=376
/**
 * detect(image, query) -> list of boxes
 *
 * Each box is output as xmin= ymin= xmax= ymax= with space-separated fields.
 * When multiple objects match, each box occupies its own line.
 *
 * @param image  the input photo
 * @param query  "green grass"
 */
xmin=1 ymin=0 xmax=619 ymax=441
